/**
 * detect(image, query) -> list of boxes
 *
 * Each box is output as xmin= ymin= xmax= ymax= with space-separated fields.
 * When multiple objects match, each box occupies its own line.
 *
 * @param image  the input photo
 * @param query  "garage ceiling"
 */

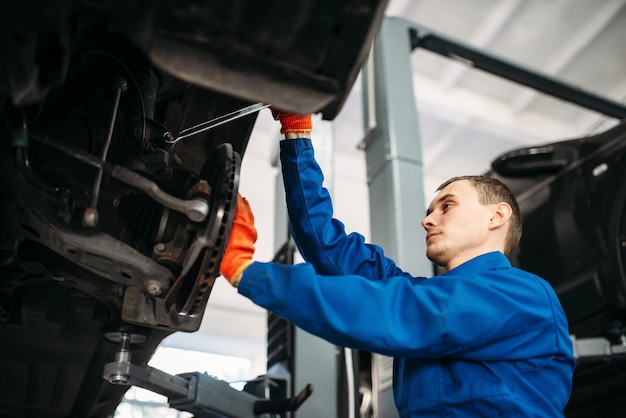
xmin=331 ymin=0 xmax=626 ymax=194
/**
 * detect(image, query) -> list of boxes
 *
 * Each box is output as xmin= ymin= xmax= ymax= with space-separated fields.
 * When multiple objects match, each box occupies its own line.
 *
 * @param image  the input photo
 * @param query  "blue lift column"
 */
xmin=361 ymin=16 xmax=433 ymax=418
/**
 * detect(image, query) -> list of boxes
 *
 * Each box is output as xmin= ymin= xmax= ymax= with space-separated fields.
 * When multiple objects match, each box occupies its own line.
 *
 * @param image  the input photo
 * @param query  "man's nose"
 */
xmin=421 ymin=214 xmax=434 ymax=230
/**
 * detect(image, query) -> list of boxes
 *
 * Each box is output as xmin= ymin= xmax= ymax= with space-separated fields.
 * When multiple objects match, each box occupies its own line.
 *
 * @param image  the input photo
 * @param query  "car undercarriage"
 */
xmin=0 ymin=1 xmax=387 ymax=416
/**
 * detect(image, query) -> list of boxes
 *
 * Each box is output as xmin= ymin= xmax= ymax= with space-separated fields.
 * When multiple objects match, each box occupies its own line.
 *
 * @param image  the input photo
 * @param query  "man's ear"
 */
xmin=490 ymin=202 xmax=512 ymax=229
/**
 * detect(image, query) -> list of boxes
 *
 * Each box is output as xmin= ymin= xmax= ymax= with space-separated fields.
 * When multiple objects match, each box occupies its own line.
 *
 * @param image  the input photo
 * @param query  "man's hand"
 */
xmin=271 ymin=109 xmax=313 ymax=136
xmin=220 ymin=194 xmax=257 ymax=286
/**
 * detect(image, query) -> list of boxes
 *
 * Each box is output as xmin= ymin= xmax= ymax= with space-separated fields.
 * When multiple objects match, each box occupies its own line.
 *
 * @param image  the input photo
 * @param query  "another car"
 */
xmin=489 ymin=120 xmax=626 ymax=418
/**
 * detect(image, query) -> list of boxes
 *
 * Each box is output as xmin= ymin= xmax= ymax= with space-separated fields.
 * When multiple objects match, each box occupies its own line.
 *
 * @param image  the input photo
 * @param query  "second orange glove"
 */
xmin=220 ymin=194 xmax=257 ymax=286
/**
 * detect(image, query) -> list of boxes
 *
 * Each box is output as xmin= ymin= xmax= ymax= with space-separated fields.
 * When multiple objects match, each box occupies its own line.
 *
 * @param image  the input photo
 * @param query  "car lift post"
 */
xmin=360 ymin=16 xmax=432 ymax=418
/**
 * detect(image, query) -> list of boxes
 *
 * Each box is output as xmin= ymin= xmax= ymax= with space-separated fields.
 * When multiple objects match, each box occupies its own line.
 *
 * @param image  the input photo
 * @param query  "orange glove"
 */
xmin=271 ymin=109 xmax=313 ymax=135
xmin=220 ymin=194 xmax=257 ymax=286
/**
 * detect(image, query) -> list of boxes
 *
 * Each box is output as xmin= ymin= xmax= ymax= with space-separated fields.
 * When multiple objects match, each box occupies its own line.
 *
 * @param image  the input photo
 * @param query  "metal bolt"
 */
xmin=112 ymin=77 xmax=128 ymax=92
xmin=105 ymin=332 xmax=132 ymax=385
xmin=186 ymin=198 xmax=209 ymax=222
xmin=163 ymin=131 xmax=175 ymax=143
xmin=146 ymin=280 xmax=162 ymax=296
xmin=83 ymin=207 xmax=98 ymax=227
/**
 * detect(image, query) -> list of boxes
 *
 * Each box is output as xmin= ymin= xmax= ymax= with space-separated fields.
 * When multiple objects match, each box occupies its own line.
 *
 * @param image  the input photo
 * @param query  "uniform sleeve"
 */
xmin=279 ymin=138 xmax=412 ymax=280
xmin=238 ymin=261 xmax=571 ymax=361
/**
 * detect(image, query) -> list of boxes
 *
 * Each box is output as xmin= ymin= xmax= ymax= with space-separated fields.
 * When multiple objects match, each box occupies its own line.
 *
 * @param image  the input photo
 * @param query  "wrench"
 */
xmin=163 ymin=102 xmax=270 ymax=145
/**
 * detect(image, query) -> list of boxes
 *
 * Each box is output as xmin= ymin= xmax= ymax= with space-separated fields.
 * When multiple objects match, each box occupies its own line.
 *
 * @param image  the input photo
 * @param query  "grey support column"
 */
xmin=361 ymin=16 xmax=429 ymax=275
xmin=361 ymin=17 xmax=432 ymax=418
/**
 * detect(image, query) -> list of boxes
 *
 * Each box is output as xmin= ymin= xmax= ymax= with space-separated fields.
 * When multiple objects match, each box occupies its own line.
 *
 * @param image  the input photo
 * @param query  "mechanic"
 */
xmin=219 ymin=111 xmax=576 ymax=417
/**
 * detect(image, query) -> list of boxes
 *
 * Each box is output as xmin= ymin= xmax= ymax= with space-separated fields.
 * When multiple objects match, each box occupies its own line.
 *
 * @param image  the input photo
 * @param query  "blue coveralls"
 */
xmin=238 ymin=138 xmax=576 ymax=417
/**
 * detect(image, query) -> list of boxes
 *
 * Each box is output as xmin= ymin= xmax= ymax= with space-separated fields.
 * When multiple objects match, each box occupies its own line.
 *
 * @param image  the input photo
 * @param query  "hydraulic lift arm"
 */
xmin=102 ymin=332 xmax=313 ymax=417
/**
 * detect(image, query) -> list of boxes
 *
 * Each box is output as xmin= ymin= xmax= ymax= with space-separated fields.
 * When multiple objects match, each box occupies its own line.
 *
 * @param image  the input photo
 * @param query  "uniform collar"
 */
xmin=443 ymin=251 xmax=511 ymax=277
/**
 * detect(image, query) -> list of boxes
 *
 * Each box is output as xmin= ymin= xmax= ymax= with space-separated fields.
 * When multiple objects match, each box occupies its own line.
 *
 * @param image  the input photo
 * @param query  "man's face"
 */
xmin=422 ymin=179 xmax=496 ymax=271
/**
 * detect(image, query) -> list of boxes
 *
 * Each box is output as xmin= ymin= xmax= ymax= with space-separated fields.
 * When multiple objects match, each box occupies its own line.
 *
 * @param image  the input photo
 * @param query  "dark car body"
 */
xmin=489 ymin=120 xmax=626 ymax=418
xmin=0 ymin=1 xmax=387 ymax=416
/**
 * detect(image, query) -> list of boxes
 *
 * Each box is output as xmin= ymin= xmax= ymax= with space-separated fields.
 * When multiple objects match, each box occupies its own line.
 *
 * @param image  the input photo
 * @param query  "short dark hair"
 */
xmin=437 ymin=175 xmax=522 ymax=254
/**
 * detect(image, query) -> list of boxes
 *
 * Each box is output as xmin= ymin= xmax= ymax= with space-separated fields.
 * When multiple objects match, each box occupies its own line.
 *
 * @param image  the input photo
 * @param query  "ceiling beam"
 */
xmin=413 ymin=73 xmax=581 ymax=141
xmin=578 ymin=78 xmax=626 ymax=135
xmin=512 ymin=0 xmax=626 ymax=114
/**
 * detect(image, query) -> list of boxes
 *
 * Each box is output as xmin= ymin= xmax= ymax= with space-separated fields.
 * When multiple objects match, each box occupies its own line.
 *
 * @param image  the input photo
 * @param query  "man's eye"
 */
xmin=443 ymin=203 xmax=451 ymax=210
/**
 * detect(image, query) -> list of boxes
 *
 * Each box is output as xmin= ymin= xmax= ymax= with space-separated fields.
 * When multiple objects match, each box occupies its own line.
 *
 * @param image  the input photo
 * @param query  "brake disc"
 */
xmin=165 ymin=143 xmax=240 ymax=316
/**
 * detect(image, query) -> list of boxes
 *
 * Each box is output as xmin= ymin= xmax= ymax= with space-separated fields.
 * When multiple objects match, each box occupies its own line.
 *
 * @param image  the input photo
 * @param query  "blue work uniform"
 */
xmin=238 ymin=138 xmax=575 ymax=417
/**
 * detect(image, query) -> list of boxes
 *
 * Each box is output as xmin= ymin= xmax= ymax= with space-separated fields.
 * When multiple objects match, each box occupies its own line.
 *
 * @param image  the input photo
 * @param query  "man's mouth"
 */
xmin=426 ymin=232 xmax=439 ymax=242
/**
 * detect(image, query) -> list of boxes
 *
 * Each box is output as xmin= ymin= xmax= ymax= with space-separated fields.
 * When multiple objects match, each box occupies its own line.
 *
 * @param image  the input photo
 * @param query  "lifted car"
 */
xmin=0 ymin=1 xmax=387 ymax=416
